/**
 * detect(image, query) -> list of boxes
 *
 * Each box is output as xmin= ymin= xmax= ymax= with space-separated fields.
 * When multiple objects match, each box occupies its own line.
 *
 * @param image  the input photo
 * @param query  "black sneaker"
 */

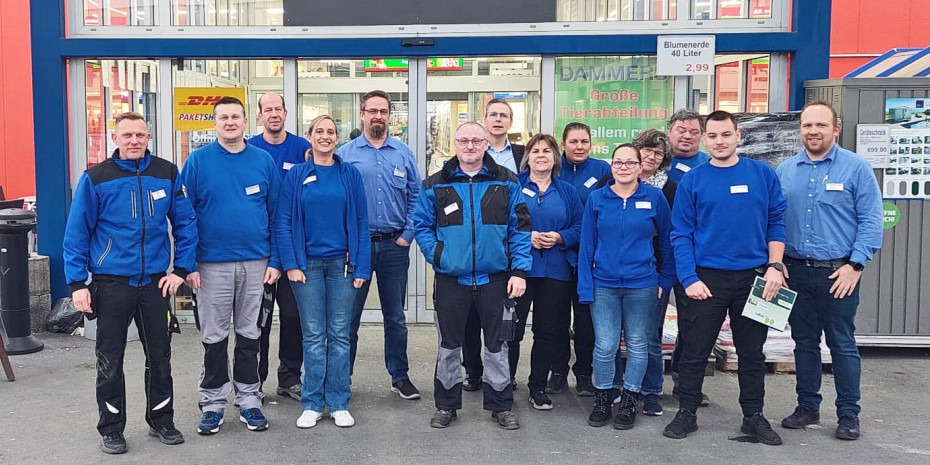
xmin=613 ymin=389 xmax=637 ymax=430
xmin=835 ymin=416 xmax=860 ymax=441
xmin=781 ymin=406 xmax=820 ymax=429
xmin=276 ymin=383 xmax=301 ymax=401
xmin=643 ymin=394 xmax=663 ymax=416
xmin=575 ymin=375 xmax=595 ymax=397
xmin=741 ymin=412 xmax=783 ymax=446
xmin=462 ymin=374 xmax=481 ymax=392
xmin=511 ymin=377 xmax=518 ymax=391
xmin=546 ymin=372 xmax=567 ymax=394
xmin=430 ymin=409 xmax=457 ymax=428
xmin=588 ymin=389 xmax=612 ymax=427
xmin=492 ymin=411 xmax=520 ymax=430
xmin=701 ymin=393 xmax=711 ymax=407
xmin=148 ymin=424 xmax=185 ymax=445
xmin=529 ymin=390 xmax=553 ymax=410
xmin=391 ymin=379 xmax=422 ymax=400
xmin=101 ymin=432 xmax=128 ymax=455
xmin=663 ymin=409 xmax=698 ymax=439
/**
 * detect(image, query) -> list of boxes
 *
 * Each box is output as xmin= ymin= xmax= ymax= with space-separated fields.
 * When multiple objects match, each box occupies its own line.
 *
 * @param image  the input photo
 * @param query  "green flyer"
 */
xmin=742 ymin=276 xmax=797 ymax=332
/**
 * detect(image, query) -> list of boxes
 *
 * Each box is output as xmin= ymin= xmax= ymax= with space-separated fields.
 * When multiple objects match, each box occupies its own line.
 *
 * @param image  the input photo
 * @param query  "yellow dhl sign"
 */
xmin=174 ymin=87 xmax=247 ymax=131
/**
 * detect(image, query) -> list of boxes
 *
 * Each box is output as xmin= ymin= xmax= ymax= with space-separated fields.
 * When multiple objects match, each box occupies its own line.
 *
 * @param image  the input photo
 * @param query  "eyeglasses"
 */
xmin=364 ymin=109 xmax=390 ymax=116
xmin=455 ymin=138 xmax=487 ymax=147
xmin=486 ymin=112 xmax=511 ymax=120
xmin=639 ymin=148 xmax=663 ymax=159
xmin=611 ymin=160 xmax=640 ymax=169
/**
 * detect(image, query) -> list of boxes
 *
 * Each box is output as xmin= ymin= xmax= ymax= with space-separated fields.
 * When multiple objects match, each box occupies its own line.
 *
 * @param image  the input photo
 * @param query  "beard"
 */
xmin=368 ymin=123 xmax=386 ymax=139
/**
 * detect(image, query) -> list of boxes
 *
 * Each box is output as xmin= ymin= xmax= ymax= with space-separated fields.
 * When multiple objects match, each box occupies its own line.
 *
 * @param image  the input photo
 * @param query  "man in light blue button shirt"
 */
xmin=775 ymin=101 xmax=882 ymax=441
xmin=337 ymin=90 xmax=423 ymax=400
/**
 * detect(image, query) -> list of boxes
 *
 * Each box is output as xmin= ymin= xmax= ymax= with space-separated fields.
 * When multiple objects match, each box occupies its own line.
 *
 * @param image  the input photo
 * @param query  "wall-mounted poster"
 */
xmin=883 ymin=98 xmax=930 ymax=199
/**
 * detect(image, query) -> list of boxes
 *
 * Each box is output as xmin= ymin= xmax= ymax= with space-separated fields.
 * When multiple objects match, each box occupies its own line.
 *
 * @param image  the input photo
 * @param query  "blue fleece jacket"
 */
xmin=670 ymin=157 xmax=787 ymax=288
xmin=558 ymin=155 xmax=612 ymax=206
xmin=180 ymin=141 xmax=281 ymax=269
xmin=577 ymin=180 xmax=675 ymax=303
xmin=518 ymin=172 xmax=583 ymax=281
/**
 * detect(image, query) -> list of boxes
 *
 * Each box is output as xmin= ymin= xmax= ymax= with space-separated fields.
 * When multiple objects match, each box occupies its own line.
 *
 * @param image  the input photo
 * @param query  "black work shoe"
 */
xmin=546 ymin=372 xmax=567 ymax=394
xmin=588 ymin=388 xmax=612 ymax=427
xmin=835 ymin=416 xmax=860 ymax=440
xmin=663 ymin=409 xmax=698 ymax=439
xmin=492 ymin=411 xmax=520 ymax=430
xmin=430 ymin=409 xmax=457 ymax=428
xmin=741 ymin=412 xmax=783 ymax=446
xmin=101 ymin=432 xmax=128 ymax=455
xmin=781 ymin=406 xmax=820 ymax=429
xmin=276 ymin=384 xmax=301 ymax=401
xmin=575 ymin=375 xmax=595 ymax=397
xmin=148 ymin=424 xmax=184 ymax=445
xmin=462 ymin=374 xmax=481 ymax=392
xmin=391 ymin=379 xmax=422 ymax=400
xmin=613 ymin=389 xmax=638 ymax=430
xmin=529 ymin=390 xmax=554 ymax=410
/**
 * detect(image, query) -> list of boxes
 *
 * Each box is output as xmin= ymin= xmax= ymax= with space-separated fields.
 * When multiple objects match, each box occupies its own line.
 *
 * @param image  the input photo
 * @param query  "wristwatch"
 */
xmin=766 ymin=262 xmax=784 ymax=273
xmin=848 ymin=261 xmax=865 ymax=272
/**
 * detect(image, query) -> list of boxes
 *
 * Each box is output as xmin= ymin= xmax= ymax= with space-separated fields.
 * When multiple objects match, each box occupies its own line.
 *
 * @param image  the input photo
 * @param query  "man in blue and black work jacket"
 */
xmin=63 ymin=112 xmax=198 ymax=455
xmin=414 ymin=121 xmax=532 ymax=431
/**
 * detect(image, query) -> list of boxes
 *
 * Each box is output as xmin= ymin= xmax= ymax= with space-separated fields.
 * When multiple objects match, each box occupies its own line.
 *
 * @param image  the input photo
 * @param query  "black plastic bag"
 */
xmin=47 ymin=297 xmax=84 ymax=333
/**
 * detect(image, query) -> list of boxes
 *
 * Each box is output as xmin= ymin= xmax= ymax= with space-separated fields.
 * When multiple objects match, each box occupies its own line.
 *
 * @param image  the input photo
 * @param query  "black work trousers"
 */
xmin=514 ymin=278 xmax=573 ymax=392
xmin=258 ymin=279 xmax=303 ymax=389
xmin=550 ymin=276 xmax=595 ymax=379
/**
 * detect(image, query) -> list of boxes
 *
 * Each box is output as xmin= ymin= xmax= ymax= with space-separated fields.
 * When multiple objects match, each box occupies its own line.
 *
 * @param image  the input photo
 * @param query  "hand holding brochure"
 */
xmin=741 ymin=276 xmax=797 ymax=331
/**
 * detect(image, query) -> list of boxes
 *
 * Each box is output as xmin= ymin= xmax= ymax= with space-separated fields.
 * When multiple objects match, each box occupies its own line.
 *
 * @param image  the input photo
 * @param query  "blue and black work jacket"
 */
xmin=414 ymin=154 xmax=532 ymax=287
xmin=63 ymin=150 xmax=199 ymax=291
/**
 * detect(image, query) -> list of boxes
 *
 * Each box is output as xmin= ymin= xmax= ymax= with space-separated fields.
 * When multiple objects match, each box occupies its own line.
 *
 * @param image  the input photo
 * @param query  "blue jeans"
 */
xmin=641 ymin=292 xmax=671 ymax=396
xmin=590 ymin=286 xmax=657 ymax=392
xmin=350 ymin=238 xmax=410 ymax=383
xmin=291 ymin=258 xmax=357 ymax=412
xmin=786 ymin=261 xmax=861 ymax=418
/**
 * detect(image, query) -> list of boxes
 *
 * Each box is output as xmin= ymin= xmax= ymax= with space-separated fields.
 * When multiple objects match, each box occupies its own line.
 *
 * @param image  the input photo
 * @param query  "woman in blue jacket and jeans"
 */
xmin=578 ymin=143 xmax=675 ymax=430
xmin=276 ymin=115 xmax=371 ymax=429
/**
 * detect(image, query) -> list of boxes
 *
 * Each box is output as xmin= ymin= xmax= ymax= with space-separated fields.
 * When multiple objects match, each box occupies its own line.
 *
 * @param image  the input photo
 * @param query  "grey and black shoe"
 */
xmin=148 ymin=424 xmax=184 ymax=445
xmin=462 ymin=374 xmax=481 ymax=392
xmin=430 ymin=409 xmax=457 ymax=428
xmin=101 ymin=432 xmax=128 ymax=455
xmin=492 ymin=411 xmax=520 ymax=430
xmin=529 ymin=390 xmax=554 ymax=410
xmin=276 ymin=384 xmax=302 ymax=401
xmin=391 ymin=379 xmax=422 ymax=400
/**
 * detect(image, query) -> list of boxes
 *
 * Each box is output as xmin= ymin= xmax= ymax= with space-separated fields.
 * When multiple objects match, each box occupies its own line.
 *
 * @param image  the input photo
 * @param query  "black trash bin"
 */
xmin=0 ymin=208 xmax=44 ymax=354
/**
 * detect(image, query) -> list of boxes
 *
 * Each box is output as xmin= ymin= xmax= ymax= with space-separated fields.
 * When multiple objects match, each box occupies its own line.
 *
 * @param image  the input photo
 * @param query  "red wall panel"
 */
xmin=0 ymin=0 xmax=36 ymax=199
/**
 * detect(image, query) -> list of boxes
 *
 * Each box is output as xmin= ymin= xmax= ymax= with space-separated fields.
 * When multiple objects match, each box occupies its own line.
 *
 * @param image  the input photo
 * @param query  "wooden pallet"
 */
xmin=714 ymin=350 xmax=832 ymax=374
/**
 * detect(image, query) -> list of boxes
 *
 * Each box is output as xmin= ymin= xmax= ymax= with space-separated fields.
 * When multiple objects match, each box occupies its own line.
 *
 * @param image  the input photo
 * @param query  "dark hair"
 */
xmin=632 ymin=129 xmax=671 ymax=170
xmin=705 ymin=110 xmax=738 ymax=131
xmin=520 ymin=133 xmax=562 ymax=176
xmin=485 ymin=98 xmax=514 ymax=118
xmin=801 ymin=100 xmax=839 ymax=126
xmin=212 ymin=96 xmax=245 ymax=118
xmin=114 ymin=111 xmax=145 ymax=128
xmin=360 ymin=90 xmax=391 ymax=111
xmin=611 ymin=143 xmax=641 ymax=162
xmin=561 ymin=122 xmax=591 ymax=142
xmin=258 ymin=92 xmax=286 ymax=112
xmin=667 ymin=109 xmax=703 ymax=131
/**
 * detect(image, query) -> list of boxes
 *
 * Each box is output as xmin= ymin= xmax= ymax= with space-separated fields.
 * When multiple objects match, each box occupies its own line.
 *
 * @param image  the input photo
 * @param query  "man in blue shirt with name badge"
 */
xmin=666 ymin=109 xmax=711 ymax=184
xmin=338 ymin=90 xmax=423 ymax=400
xmin=775 ymin=101 xmax=882 ymax=441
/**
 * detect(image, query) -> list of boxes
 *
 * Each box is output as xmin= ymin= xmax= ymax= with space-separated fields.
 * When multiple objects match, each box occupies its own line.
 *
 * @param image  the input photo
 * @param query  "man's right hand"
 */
xmin=72 ymin=288 xmax=93 ymax=313
xmin=684 ymin=281 xmax=713 ymax=300
xmin=185 ymin=271 xmax=201 ymax=290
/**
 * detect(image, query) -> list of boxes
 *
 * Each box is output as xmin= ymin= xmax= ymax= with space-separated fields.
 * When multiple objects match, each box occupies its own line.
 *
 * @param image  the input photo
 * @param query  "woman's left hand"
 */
xmin=353 ymin=278 xmax=366 ymax=289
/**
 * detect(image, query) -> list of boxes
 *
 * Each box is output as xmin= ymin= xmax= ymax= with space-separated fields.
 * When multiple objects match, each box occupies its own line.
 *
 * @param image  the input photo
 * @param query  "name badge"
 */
xmin=522 ymin=188 xmax=536 ymax=198
xmin=675 ymin=163 xmax=691 ymax=173
xmin=584 ymin=177 xmax=598 ymax=188
xmin=151 ymin=189 xmax=166 ymax=201
xmin=245 ymin=185 xmax=261 ymax=195
xmin=730 ymin=185 xmax=749 ymax=194
xmin=444 ymin=203 xmax=460 ymax=215
xmin=303 ymin=176 xmax=317 ymax=185
xmin=826 ymin=182 xmax=844 ymax=191
xmin=635 ymin=201 xmax=652 ymax=209
xmin=393 ymin=166 xmax=406 ymax=178
xmin=283 ymin=162 xmax=295 ymax=171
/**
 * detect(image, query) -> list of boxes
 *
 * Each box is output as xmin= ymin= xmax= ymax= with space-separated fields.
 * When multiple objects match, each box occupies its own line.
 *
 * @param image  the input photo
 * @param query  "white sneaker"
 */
xmin=331 ymin=410 xmax=355 ymax=427
xmin=296 ymin=410 xmax=323 ymax=428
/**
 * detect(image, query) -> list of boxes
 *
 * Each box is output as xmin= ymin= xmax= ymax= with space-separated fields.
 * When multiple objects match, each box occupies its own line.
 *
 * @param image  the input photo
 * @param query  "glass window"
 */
xmin=557 ymin=0 xmax=674 ymax=20
xmin=172 ymin=0 xmax=284 ymax=26
xmin=714 ymin=61 xmax=740 ymax=112
xmin=746 ymin=57 xmax=769 ymax=113
xmin=84 ymin=0 xmax=157 ymax=26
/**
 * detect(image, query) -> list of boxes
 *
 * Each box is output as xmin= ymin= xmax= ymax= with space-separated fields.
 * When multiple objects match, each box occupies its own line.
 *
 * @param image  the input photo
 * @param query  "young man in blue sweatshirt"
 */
xmin=181 ymin=97 xmax=281 ymax=434
xmin=63 ymin=112 xmax=198 ymax=454
xmin=247 ymin=92 xmax=311 ymax=402
xmin=664 ymin=111 xmax=788 ymax=446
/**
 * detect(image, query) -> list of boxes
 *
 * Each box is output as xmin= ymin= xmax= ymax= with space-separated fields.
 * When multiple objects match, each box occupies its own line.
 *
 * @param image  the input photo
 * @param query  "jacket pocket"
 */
xmin=480 ymin=184 xmax=509 ymax=225
xmin=434 ymin=240 xmax=444 ymax=269
xmin=96 ymin=236 xmax=113 ymax=266
xmin=435 ymin=186 xmax=464 ymax=227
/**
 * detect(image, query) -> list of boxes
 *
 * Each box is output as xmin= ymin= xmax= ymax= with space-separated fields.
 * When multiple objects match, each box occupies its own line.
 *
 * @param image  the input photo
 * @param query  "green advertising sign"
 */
xmin=555 ymin=56 xmax=673 ymax=159
xmin=882 ymin=201 xmax=900 ymax=229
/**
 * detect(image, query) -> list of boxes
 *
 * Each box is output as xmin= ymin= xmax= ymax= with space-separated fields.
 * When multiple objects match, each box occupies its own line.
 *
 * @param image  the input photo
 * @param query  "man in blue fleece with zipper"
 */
xmin=414 ymin=121 xmax=532 ymax=430
xmin=181 ymin=96 xmax=281 ymax=435
xmin=63 ymin=112 xmax=198 ymax=454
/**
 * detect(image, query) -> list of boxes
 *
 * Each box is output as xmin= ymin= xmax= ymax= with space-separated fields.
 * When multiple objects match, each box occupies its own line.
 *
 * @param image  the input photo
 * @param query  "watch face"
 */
xmin=851 ymin=262 xmax=865 ymax=271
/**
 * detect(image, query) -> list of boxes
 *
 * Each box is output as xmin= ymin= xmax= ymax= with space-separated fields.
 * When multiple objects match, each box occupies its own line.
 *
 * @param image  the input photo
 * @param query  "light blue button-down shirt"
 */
xmin=337 ymin=134 xmax=421 ymax=243
xmin=776 ymin=144 xmax=883 ymax=264
xmin=488 ymin=140 xmax=516 ymax=173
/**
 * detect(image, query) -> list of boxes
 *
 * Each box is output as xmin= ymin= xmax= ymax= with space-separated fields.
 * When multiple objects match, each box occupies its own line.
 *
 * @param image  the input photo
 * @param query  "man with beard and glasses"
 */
xmin=337 ymin=90 xmax=423 ymax=400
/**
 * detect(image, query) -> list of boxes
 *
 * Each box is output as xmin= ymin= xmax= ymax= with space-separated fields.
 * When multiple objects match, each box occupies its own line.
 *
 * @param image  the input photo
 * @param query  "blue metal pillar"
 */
xmin=789 ymin=0 xmax=832 ymax=110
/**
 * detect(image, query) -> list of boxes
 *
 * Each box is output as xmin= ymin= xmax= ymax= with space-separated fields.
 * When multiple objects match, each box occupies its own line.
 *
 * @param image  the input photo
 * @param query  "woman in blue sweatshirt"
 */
xmin=578 ymin=144 xmax=675 ymax=430
xmin=514 ymin=133 xmax=584 ymax=412
xmin=275 ymin=115 xmax=371 ymax=429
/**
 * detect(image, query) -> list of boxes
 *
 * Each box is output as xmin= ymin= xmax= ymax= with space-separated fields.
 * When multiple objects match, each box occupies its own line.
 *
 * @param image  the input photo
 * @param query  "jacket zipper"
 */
xmin=469 ymin=178 xmax=477 ymax=291
xmin=131 ymin=191 xmax=137 ymax=218
xmin=620 ymin=197 xmax=627 ymax=287
xmin=96 ymin=236 xmax=113 ymax=266
xmin=136 ymin=162 xmax=147 ymax=280
xmin=147 ymin=189 xmax=155 ymax=217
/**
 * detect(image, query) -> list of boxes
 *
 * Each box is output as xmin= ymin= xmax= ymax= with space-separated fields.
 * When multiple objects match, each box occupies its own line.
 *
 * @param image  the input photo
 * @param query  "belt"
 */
xmin=785 ymin=256 xmax=848 ymax=268
xmin=370 ymin=230 xmax=403 ymax=241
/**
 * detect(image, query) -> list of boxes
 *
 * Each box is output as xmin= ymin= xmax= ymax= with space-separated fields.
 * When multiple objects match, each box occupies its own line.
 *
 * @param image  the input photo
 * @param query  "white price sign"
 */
xmin=656 ymin=35 xmax=715 ymax=76
xmin=856 ymin=124 xmax=890 ymax=168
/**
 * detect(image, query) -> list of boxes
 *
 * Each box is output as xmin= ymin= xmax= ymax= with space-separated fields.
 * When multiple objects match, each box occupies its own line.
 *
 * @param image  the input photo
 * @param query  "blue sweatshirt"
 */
xmin=181 ymin=141 xmax=281 ymax=269
xmin=558 ymin=155 xmax=612 ymax=206
xmin=667 ymin=151 xmax=710 ymax=184
xmin=248 ymin=132 xmax=312 ymax=180
xmin=518 ymin=172 xmax=583 ymax=281
xmin=577 ymin=181 xmax=675 ymax=303
xmin=671 ymin=157 xmax=787 ymax=288
xmin=302 ymin=164 xmax=348 ymax=259
xmin=275 ymin=155 xmax=371 ymax=280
